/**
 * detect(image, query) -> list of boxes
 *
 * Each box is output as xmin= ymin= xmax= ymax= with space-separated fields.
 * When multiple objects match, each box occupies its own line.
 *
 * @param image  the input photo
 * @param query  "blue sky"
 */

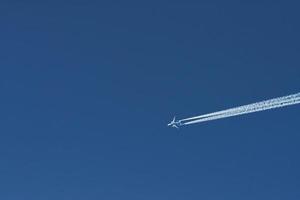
xmin=1 ymin=1 xmax=300 ymax=199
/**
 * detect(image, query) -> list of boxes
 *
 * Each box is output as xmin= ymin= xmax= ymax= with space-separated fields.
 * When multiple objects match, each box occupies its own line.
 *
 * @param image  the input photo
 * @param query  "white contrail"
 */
xmin=180 ymin=93 xmax=300 ymax=122
xmin=183 ymin=96 xmax=300 ymax=125
xmin=178 ymin=92 xmax=300 ymax=126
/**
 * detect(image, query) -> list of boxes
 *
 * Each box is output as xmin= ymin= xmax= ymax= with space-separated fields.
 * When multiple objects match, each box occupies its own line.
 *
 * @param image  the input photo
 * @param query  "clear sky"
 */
xmin=1 ymin=1 xmax=300 ymax=199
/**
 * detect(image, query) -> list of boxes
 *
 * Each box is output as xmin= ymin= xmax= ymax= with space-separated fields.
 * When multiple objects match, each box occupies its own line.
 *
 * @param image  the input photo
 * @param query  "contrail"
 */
xmin=180 ymin=93 xmax=300 ymax=122
xmin=183 ymin=95 xmax=300 ymax=125
xmin=168 ymin=92 xmax=300 ymax=128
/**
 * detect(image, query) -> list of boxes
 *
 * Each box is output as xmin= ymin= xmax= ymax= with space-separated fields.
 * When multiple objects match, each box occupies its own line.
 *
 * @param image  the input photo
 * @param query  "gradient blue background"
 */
xmin=1 ymin=1 xmax=299 ymax=199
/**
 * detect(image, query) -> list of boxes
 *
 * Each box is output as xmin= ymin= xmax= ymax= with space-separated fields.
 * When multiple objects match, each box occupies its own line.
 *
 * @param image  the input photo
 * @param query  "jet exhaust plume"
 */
xmin=169 ymin=92 xmax=300 ymax=128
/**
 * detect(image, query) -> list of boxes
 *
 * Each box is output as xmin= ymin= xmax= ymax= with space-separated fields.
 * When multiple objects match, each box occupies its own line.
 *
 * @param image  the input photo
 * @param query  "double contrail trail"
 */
xmin=168 ymin=92 xmax=300 ymax=128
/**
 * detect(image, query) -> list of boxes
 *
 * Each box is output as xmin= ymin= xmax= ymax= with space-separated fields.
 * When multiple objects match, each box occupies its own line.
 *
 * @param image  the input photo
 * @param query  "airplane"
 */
xmin=168 ymin=116 xmax=182 ymax=129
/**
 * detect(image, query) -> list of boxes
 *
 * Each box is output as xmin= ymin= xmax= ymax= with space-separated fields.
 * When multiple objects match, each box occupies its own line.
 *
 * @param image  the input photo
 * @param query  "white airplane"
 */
xmin=168 ymin=117 xmax=181 ymax=129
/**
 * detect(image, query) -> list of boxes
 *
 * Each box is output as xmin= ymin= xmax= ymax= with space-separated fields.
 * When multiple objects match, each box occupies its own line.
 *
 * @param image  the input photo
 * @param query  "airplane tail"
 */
xmin=172 ymin=116 xmax=176 ymax=123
